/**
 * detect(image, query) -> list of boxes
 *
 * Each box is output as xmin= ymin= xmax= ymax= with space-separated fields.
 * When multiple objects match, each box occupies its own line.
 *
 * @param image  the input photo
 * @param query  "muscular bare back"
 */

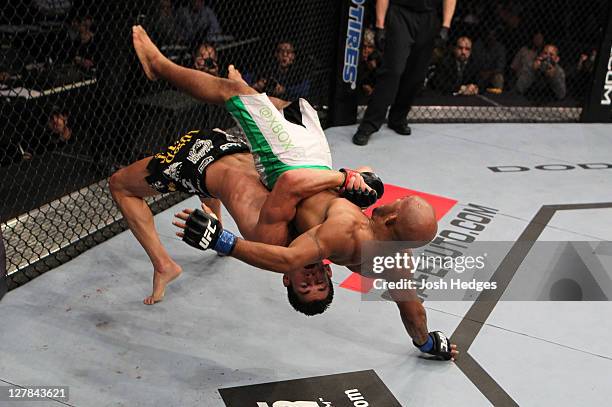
xmin=205 ymin=154 xmax=368 ymax=253
xmin=294 ymin=192 xmax=373 ymax=267
xmin=206 ymin=156 xmax=374 ymax=268
xmin=205 ymin=153 xmax=269 ymax=240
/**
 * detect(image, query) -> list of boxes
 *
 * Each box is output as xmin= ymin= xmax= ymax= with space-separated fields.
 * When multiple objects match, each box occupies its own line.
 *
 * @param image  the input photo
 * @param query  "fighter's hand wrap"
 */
xmin=339 ymin=168 xmax=359 ymax=191
xmin=339 ymin=168 xmax=378 ymax=209
xmin=360 ymin=172 xmax=384 ymax=199
xmin=182 ymin=209 xmax=237 ymax=255
xmin=414 ymin=331 xmax=453 ymax=360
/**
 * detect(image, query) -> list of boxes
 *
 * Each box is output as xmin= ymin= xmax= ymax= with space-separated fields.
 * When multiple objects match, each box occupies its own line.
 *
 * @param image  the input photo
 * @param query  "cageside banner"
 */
xmin=330 ymin=0 xmax=365 ymax=126
xmin=582 ymin=2 xmax=612 ymax=122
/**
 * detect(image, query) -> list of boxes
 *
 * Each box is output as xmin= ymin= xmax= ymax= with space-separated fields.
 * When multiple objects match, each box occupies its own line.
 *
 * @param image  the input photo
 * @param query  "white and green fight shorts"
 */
xmin=225 ymin=93 xmax=332 ymax=189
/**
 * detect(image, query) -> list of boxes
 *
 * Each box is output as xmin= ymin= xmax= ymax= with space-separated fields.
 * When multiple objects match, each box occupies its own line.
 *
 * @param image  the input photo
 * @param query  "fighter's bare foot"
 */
xmin=144 ymin=261 xmax=182 ymax=305
xmin=227 ymin=65 xmax=248 ymax=86
xmin=132 ymin=25 xmax=163 ymax=81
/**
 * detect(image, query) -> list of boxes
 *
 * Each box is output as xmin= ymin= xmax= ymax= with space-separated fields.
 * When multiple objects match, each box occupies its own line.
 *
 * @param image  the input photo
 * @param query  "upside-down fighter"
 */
xmin=112 ymin=26 xmax=378 ymax=304
xmin=118 ymin=26 xmax=457 ymax=360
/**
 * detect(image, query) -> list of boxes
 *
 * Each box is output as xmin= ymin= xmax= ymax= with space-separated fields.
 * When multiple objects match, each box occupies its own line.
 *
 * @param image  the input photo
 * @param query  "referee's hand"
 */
xmin=374 ymin=27 xmax=386 ymax=53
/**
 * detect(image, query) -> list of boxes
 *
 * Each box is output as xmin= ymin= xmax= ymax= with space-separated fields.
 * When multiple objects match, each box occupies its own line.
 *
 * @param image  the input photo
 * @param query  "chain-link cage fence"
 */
xmin=355 ymin=0 xmax=608 ymax=122
xmin=0 ymin=0 xmax=338 ymax=288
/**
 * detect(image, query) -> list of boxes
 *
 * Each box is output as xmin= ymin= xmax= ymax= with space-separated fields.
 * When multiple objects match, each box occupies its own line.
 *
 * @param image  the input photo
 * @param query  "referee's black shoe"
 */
xmin=388 ymin=121 xmax=412 ymax=135
xmin=352 ymin=128 xmax=374 ymax=146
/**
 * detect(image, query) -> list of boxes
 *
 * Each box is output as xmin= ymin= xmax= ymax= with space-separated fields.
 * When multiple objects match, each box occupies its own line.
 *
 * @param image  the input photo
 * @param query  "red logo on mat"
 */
xmin=338 ymin=184 xmax=457 ymax=293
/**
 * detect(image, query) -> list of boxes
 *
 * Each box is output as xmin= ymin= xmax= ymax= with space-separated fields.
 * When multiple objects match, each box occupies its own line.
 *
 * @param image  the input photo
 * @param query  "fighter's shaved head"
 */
xmin=393 ymin=196 xmax=438 ymax=244
xmin=371 ymin=195 xmax=438 ymax=247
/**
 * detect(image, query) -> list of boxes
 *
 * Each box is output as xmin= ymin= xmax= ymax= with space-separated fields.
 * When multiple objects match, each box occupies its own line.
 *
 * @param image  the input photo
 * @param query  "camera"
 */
xmin=367 ymin=49 xmax=381 ymax=63
xmin=264 ymin=77 xmax=280 ymax=94
xmin=540 ymin=56 xmax=555 ymax=71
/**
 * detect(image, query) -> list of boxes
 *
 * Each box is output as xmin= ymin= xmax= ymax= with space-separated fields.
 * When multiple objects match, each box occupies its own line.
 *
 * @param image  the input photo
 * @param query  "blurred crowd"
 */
xmin=0 ymin=9 xmax=98 ymax=80
xmin=356 ymin=0 xmax=604 ymax=105
xmin=0 ymin=0 xmax=607 ymax=162
xmin=0 ymin=1 xmax=98 ymax=166
xmin=1 ymin=0 xmax=315 ymax=166
xmin=147 ymin=0 xmax=311 ymax=100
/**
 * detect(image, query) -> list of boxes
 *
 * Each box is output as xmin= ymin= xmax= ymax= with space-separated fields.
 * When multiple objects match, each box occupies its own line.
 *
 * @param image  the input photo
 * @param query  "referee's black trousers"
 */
xmin=359 ymin=5 xmax=438 ymax=133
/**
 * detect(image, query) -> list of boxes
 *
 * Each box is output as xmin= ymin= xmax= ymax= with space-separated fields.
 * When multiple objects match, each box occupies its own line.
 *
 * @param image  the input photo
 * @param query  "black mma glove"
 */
xmin=434 ymin=26 xmax=450 ymax=49
xmin=374 ymin=27 xmax=386 ymax=53
xmin=182 ymin=209 xmax=237 ymax=255
xmin=360 ymin=172 xmax=384 ymax=199
xmin=414 ymin=331 xmax=454 ymax=360
xmin=339 ymin=168 xmax=378 ymax=209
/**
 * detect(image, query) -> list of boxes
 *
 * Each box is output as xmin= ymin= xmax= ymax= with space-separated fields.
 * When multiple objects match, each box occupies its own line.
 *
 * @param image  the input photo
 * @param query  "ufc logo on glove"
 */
xmin=199 ymin=222 xmax=217 ymax=249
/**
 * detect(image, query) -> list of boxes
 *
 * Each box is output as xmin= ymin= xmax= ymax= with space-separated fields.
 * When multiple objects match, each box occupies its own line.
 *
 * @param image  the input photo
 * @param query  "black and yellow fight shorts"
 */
xmin=145 ymin=128 xmax=250 ymax=198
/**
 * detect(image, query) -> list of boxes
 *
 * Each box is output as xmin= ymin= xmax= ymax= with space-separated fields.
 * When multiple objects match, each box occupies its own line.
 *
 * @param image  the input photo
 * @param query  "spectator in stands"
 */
xmin=515 ymin=44 xmax=566 ymax=101
xmin=150 ymin=0 xmax=181 ymax=45
xmin=82 ymin=15 xmax=94 ymax=31
xmin=252 ymin=40 xmax=310 ymax=100
xmin=511 ymin=31 xmax=544 ymax=77
xmin=472 ymin=28 xmax=506 ymax=92
xmin=570 ymin=48 xmax=597 ymax=99
xmin=357 ymin=29 xmax=381 ymax=100
xmin=73 ymin=17 xmax=96 ymax=72
xmin=576 ymin=49 xmax=597 ymax=75
xmin=496 ymin=1 xmax=522 ymax=29
xmin=495 ymin=0 xmax=527 ymax=55
xmin=431 ymin=36 xmax=480 ymax=96
xmin=192 ymin=42 xmax=219 ymax=76
xmin=22 ymin=106 xmax=74 ymax=160
xmin=48 ymin=108 xmax=73 ymax=143
xmin=67 ymin=15 xmax=81 ymax=42
xmin=176 ymin=0 xmax=222 ymax=46
xmin=455 ymin=0 xmax=483 ymax=39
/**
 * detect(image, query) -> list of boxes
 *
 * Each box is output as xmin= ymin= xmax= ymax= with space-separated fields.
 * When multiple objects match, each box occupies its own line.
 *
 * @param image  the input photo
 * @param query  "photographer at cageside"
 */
xmin=515 ymin=43 xmax=566 ymax=102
